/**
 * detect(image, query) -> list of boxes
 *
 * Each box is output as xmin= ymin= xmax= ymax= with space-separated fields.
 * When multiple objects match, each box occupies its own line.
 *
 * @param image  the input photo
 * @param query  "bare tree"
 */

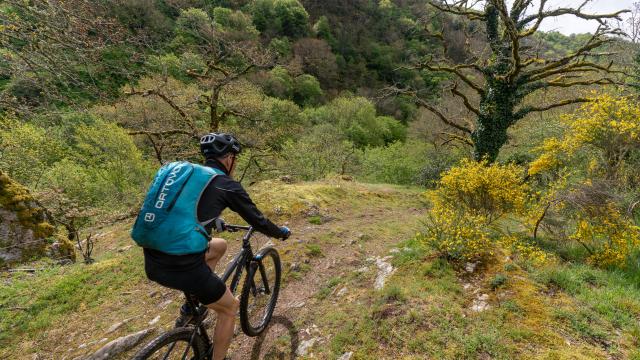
xmin=395 ymin=0 xmax=629 ymax=161
xmin=0 ymin=0 xmax=133 ymax=113
xmin=622 ymin=2 xmax=640 ymax=43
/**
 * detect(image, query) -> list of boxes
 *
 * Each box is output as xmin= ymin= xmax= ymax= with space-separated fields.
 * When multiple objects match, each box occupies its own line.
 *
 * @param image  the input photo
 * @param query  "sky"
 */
xmin=532 ymin=0 xmax=636 ymax=34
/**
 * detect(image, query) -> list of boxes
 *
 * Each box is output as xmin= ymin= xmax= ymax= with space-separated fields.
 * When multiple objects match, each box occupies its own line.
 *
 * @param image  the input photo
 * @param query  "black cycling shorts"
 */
xmin=144 ymin=249 xmax=227 ymax=305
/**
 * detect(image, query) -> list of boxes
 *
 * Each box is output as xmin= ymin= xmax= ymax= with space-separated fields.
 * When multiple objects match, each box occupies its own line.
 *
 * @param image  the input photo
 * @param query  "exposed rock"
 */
xmin=336 ymin=287 xmax=347 ymax=297
xmin=465 ymin=262 xmax=478 ymax=273
xmin=303 ymin=203 xmax=321 ymax=217
xmin=471 ymin=293 xmax=490 ymax=312
xmin=147 ymin=316 xmax=160 ymax=326
xmin=117 ymin=245 xmax=133 ymax=253
xmin=296 ymin=337 xmax=318 ymax=356
xmin=289 ymin=263 xmax=301 ymax=272
xmin=86 ymin=328 xmax=155 ymax=360
xmin=106 ymin=317 xmax=136 ymax=334
xmin=0 ymin=171 xmax=74 ymax=265
xmin=338 ymin=351 xmax=354 ymax=360
xmin=280 ymin=175 xmax=295 ymax=184
xmin=289 ymin=301 xmax=306 ymax=308
xmin=374 ymin=256 xmax=395 ymax=290
xmin=158 ymin=299 xmax=172 ymax=309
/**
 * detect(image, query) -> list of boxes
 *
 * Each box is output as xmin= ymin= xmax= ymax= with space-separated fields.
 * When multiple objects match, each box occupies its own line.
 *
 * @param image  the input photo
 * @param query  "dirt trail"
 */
xmin=224 ymin=187 xmax=426 ymax=359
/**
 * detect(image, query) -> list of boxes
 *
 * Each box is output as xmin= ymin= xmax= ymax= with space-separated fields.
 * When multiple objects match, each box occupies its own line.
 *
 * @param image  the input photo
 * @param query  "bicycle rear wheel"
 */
xmin=133 ymin=327 xmax=208 ymax=360
xmin=239 ymin=247 xmax=281 ymax=337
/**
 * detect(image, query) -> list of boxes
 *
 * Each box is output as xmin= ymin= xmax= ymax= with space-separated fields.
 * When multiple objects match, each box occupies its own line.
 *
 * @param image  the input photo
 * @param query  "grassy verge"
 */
xmin=303 ymin=236 xmax=640 ymax=359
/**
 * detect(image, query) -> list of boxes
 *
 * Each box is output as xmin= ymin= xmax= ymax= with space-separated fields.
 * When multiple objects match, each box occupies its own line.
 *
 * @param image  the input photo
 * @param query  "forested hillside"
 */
xmin=1 ymin=0 xmax=640 ymax=359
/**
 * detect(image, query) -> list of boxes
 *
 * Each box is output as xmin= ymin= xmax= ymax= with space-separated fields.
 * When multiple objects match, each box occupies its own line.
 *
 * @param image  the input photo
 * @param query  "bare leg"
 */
xmin=207 ymin=288 xmax=239 ymax=360
xmin=205 ymin=238 xmax=228 ymax=272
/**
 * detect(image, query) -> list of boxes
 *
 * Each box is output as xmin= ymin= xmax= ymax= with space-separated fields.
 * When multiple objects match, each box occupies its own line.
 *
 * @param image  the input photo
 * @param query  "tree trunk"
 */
xmin=472 ymin=81 xmax=517 ymax=162
xmin=210 ymin=87 xmax=221 ymax=132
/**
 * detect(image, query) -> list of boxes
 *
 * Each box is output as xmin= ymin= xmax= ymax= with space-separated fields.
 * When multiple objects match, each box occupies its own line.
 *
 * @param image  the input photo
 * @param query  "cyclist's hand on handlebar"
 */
xmin=214 ymin=218 xmax=226 ymax=233
xmin=279 ymin=226 xmax=291 ymax=240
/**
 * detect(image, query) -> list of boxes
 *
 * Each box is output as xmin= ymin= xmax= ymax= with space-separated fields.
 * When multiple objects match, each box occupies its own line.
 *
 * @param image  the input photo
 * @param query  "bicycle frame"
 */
xmin=148 ymin=225 xmax=273 ymax=360
xmin=187 ymin=226 xmax=258 ymax=350
xmin=221 ymin=226 xmax=255 ymax=294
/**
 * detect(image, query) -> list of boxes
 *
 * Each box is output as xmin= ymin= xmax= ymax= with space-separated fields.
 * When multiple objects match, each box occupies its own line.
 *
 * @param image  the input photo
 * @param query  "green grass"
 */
xmin=317 ymin=276 xmax=343 ymax=300
xmin=0 ymin=250 xmax=145 ymax=349
xmin=490 ymin=274 xmax=508 ymax=290
xmin=307 ymin=215 xmax=322 ymax=225
xmin=305 ymin=243 xmax=323 ymax=257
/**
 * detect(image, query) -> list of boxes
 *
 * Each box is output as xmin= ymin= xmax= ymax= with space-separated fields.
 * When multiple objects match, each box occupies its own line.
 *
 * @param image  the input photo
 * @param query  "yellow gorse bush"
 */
xmin=571 ymin=203 xmax=640 ymax=268
xmin=420 ymin=205 xmax=494 ymax=261
xmin=529 ymin=94 xmax=640 ymax=182
xmin=421 ymin=160 xmax=530 ymax=261
xmin=499 ymin=235 xmax=551 ymax=266
xmin=434 ymin=159 xmax=528 ymax=224
xmin=528 ymin=94 xmax=640 ymax=268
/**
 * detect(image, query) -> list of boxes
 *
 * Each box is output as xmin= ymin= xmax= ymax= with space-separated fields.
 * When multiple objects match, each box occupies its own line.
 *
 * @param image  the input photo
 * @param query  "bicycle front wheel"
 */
xmin=240 ymin=247 xmax=281 ymax=337
xmin=133 ymin=327 xmax=208 ymax=360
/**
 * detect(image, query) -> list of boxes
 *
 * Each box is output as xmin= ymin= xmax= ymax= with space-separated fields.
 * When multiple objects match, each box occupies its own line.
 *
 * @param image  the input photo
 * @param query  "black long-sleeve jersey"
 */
xmin=143 ymin=159 xmax=285 ymax=268
xmin=197 ymin=159 xmax=284 ymax=238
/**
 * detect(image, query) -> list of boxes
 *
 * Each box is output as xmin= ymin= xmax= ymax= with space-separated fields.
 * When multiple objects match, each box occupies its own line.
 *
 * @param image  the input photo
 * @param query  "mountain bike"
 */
xmin=133 ymin=220 xmax=283 ymax=360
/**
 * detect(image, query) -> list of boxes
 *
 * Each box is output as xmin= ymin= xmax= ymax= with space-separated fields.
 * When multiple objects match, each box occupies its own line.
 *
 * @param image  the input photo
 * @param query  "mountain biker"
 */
xmin=143 ymin=133 xmax=291 ymax=360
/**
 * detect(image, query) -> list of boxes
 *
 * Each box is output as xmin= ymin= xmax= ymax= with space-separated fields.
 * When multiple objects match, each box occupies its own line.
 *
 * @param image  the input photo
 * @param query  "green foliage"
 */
xmin=292 ymin=74 xmax=323 ymax=106
xmin=110 ymin=0 xmax=173 ymax=43
xmin=263 ymin=66 xmax=323 ymax=106
xmin=251 ymin=0 xmax=309 ymax=39
xmin=268 ymin=36 xmax=292 ymax=58
xmin=305 ymin=243 xmax=323 ymax=257
xmin=146 ymin=52 xmax=206 ymax=81
xmin=303 ymin=96 xmax=406 ymax=148
xmin=279 ymin=124 xmax=361 ymax=181
xmin=0 ymin=118 xmax=67 ymax=187
xmin=313 ymin=16 xmax=336 ymax=48
xmin=1 ymin=113 xmax=153 ymax=216
xmin=489 ymin=274 xmax=508 ymax=290
xmin=360 ymin=141 xmax=435 ymax=186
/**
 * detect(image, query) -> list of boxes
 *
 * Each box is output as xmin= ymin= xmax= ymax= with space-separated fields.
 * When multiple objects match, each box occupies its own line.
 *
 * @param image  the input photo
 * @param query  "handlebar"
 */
xmin=225 ymin=224 xmax=252 ymax=232
xmin=214 ymin=218 xmax=289 ymax=240
xmin=214 ymin=218 xmax=251 ymax=233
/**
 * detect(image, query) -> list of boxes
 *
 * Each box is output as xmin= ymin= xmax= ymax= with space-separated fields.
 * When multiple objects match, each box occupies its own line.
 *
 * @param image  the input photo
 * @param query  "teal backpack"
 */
xmin=131 ymin=161 xmax=225 ymax=255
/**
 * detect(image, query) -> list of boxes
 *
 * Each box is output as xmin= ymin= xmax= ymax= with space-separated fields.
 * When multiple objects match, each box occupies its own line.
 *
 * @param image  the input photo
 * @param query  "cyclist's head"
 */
xmin=200 ymin=132 xmax=242 ymax=173
xmin=200 ymin=133 xmax=241 ymax=159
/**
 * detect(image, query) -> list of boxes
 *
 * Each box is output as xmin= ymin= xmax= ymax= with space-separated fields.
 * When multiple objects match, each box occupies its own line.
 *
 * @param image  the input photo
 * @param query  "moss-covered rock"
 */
xmin=0 ymin=171 xmax=75 ymax=264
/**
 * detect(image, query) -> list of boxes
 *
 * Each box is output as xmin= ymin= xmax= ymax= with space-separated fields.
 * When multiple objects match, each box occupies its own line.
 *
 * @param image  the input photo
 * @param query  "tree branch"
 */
xmin=427 ymin=0 xmax=486 ymax=20
xmin=514 ymin=97 xmax=590 ymax=119
xmin=415 ymin=59 xmax=485 ymax=95
xmin=450 ymin=83 xmax=480 ymax=116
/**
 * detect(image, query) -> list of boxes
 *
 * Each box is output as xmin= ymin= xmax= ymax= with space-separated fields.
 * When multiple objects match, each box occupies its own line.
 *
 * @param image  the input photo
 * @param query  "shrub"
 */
xmin=303 ymin=96 xmax=406 ymax=148
xmin=489 ymin=274 xmax=507 ymax=290
xmin=419 ymin=205 xmax=494 ymax=261
xmin=360 ymin=141 xmax=430 ymax=185
xmin=433 ymin=159 xmax=528 ymax=224
xmin=251 ymin=0 xmax=309 ymax=39
xmin=571 ymin=203 xmax=640 ymax=268
xmin=500 ymin=235 xmax=550 ymax=265
xmin=0 ymin=118 xmax=67 ymax=187
xmin=529 ymin=94 xmax=640 ymax=188
xmin=279 ymin=124 xmax=362 ymax=181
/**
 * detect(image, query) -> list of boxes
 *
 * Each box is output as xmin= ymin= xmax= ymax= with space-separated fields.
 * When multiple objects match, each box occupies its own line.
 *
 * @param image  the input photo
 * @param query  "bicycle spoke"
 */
xmin=258 ymin=261 xmax=271 ymax=294
xmin=161 ymin=342 xmax=177 ymax=360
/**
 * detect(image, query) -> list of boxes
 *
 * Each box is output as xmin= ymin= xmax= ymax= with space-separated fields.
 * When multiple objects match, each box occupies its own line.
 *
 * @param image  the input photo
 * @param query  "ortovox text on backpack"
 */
xmin=130 ymin=161 xmax=225 ymax=255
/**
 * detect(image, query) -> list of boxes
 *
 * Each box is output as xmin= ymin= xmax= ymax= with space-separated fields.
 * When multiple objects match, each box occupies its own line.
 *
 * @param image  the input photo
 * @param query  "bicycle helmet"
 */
xmin=199 ymin=133 xmax=242 ymax=158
